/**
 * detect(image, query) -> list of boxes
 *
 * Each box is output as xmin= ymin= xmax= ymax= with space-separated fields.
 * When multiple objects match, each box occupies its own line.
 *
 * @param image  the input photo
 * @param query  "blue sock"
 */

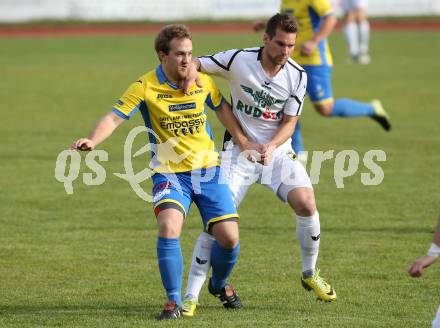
xmin=210 ymin=242 xmax=240 ymax=291
xmin=291 ymin=121 xmax=304 ymax=153
xmin=157 ymin=237 xmax=183 ymax=306
xmin=332 ymin=98 xmax=375 ymax=117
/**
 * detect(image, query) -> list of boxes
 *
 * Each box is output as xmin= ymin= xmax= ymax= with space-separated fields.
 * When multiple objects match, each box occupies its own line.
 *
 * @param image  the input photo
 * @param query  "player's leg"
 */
xmin=182 ymin=231 xmax=215 ymax=316
xmin=290 ymin=121 xmax=308 ymax=166
xmin=183 ymin=143 xmax=252 ymax=316
xmin=341 ymin=0 xmax=360 ymax=61
xmin=343 ymin=12 xmax=360 ymax=61
xmin=355 ymin=0 xmax=371 ymax=63
xmin=291 ymin=120 xmax=304 ymax=153
xmin=432 ymin=304 xmax=440 ymax=327
xmin=194 ymin=166 xmax=242 ymax=309
xmin=266 ymin=149 xmax=336 ymax=302
xmin=304 ymin=65 xmax=391 ymax=130
xmin=152 ymin=173 xmax=192 ymax=320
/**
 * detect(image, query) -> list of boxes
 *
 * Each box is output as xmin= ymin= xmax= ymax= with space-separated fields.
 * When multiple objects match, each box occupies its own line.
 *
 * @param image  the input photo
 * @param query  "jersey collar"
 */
xmin=156 ymin=64 xmax=179 ymax=89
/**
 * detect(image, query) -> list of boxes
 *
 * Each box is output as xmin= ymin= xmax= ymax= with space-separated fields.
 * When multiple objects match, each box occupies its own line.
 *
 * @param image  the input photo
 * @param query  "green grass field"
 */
xmin=1 ymin=28 xmax=440 ymax=327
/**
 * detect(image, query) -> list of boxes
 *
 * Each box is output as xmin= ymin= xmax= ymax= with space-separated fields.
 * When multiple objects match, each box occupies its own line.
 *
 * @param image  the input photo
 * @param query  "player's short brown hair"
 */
xmin=265 ymin=13 xmax=298 ymax=38
xmin=154 ymin=24 xmax=192 ymax=55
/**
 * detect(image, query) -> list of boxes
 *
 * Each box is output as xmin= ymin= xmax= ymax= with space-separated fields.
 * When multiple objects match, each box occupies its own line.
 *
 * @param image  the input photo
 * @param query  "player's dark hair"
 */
xmin=265 ymin=13 xmax=298 ymax=38
xmin=155 ymin=24 xmax=192 ymax=55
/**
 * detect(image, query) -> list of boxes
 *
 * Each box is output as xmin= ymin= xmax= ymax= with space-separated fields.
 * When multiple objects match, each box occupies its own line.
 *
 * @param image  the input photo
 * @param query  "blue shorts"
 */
xmin=152 ymin=166 xmax=238 ymax=228
xmin=302 ymin=65 xmax=333 ymax=104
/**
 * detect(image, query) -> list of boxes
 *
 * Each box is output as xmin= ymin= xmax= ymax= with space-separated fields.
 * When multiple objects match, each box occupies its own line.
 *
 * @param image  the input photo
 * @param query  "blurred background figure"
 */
xmin=341 ymin=0 xmax=371 ymax=64
xmin=408 ymin=213 xmax=440 ymax=327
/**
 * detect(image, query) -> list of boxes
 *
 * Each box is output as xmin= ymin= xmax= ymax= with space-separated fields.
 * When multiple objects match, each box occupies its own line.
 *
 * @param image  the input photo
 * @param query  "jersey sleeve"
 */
xmin=311 ymin=0 xmax=334 ymax=17
xmin=284 ymin=71 xmax=308 ymax=117
xmin=198 ymin=49 xmax=241 ymax=78
xmin=112 ymin=79 xmax=145 ymax=120
xmin=203 ymin=75 xmax=225 ymax=111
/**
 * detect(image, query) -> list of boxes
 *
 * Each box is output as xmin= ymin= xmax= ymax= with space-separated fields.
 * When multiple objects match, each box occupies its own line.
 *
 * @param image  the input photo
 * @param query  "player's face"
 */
xmin=162 ymin=37 xmax=193 ymax=80
xmin=263 ymin=28 xmax=296 ymax=66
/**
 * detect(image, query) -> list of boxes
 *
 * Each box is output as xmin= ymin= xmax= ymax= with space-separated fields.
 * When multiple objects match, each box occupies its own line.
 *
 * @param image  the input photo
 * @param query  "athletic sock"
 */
xmin=343 ymin=21 xmax=360 ymax=58
xmin=332 ymin=98 xmax=375 ymax=117
xmin=157 ymin=237 xmax=183 ymax=306
xmin=184 ymin=232 xmax=215 ymax=300
xmin=296 ymin=212 xmax=320 ymax=276
xmin=210 ymin=242 xmax=240 ymax=291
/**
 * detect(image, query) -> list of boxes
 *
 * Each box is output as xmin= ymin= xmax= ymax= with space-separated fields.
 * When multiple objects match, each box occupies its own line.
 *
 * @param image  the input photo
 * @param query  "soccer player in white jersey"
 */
xmin=181 ymin=13 xmax=336 ymax=317
xmin=341 ymin=0 xmax=371 ymax=64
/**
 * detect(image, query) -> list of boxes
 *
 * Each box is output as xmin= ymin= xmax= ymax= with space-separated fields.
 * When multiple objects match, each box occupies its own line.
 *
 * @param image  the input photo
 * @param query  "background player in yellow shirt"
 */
xmin=70 ymin=24 xmax=251 ymax=320
xmin=255 ymin=0 xmax=391 ymax=154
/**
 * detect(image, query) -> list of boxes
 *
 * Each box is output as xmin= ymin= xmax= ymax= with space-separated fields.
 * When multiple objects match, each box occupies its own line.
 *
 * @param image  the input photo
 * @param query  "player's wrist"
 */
xmin=427 ymin=242 xmax=440 ymax=257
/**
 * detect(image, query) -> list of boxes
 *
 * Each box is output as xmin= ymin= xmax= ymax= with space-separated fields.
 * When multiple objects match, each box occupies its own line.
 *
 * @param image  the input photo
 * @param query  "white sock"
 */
xmin=343 ymin=21 xmax=360 ymax=57
xmin=296 ymin=212 xmax=320 ymax=276
xmin=359 ymin=20 xmax=370 ymax=55
xmin=184 ymin=232 xmax=215 ymax=301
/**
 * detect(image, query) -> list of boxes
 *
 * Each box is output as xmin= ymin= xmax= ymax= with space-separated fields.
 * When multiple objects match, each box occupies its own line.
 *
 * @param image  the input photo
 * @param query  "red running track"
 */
xmin=0 ymin=21 xmax=439 ymax=38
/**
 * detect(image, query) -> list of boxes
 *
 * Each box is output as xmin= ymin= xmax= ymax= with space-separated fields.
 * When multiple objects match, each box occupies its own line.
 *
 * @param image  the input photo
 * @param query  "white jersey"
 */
xmin=199 ymin=47 xmax=307 ymax=146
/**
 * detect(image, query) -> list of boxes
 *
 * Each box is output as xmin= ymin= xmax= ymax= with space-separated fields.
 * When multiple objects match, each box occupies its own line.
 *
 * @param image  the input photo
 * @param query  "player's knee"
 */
xmin=157 ymin=218 xmax=182 ymax=238
xmin=292 ymin=194 xmax=316 ymax=216
xmin=297 ymin=201 xmax=316 ymax=216
xmin=315 ymin=103 xmax=333 ymax=117
xmin=220 ymin=237 xmax=239 ymax=249
xmin=210 ymin=220 xmax=239 ymax=249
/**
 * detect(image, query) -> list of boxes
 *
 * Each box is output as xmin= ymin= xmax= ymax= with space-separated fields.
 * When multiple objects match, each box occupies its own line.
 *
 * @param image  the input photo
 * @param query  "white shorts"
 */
xmin=220 ymin=142 xmax=312 ymax=207
xmin=341 ymin=0 xmax=368 ymax=11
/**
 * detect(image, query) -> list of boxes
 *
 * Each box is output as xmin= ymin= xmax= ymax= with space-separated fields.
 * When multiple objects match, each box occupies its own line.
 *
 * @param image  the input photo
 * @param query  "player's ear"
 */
xmin=158 ymin=51 xmax=167 ymax=62
xmin=263 ymin=33 xmax=270 ymax=45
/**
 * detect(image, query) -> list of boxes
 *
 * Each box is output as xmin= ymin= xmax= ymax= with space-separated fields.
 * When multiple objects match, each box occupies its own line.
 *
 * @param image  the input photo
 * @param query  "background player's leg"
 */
xmin=343 ymin=13 xmax=360 ymax=60
xmin=291 ymin=120 xmax=304 ymax=153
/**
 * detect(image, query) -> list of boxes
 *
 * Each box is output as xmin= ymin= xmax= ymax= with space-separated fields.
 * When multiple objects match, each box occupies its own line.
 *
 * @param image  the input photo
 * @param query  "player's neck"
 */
xmin=161 ymin=65 xmax=180 ymax=86
xmin=260 ymin=50 xmax=282 ymax=77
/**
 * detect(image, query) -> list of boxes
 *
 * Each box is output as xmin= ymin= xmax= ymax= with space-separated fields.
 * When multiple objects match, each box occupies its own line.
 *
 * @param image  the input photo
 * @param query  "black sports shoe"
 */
xmin=208 ymin=278 xmax=243 ymax=309
xmin=371 ymin=100 xmax=391 ymax=131
xmin=156 ymin=300 xmax=182 ymax=320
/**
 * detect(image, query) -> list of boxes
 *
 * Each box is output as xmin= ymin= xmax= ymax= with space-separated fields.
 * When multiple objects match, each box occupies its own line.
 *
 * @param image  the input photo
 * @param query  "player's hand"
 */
xmin=238 ymin=139 xmax=260 ymax=152
xmin=408 ymin=255 xmax=437 ymax=277
xmin=180 ymin=61 xmax=202 ymax=95
xmin=237 ymin=140 xmax=265 ymax=163
xmin=301 ymin=40 xmax=317 ymax=56
xmin=253 ymin=20 xmax=266 ymax=32
xmin=70 ymin=138 xmax=95 ymax=151
xmin=259 ymin=143 xmax=276 ymax=165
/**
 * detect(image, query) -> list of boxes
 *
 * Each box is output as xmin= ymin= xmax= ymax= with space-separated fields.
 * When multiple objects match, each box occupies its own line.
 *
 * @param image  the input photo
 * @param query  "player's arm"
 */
xmin=215 ymin=100 xmax=260 ymax=152
xmin=70 ymin=78 xmax=144 ymax=151
xmin=180 ymin=57 xmax=202 ymax=94
xmin=260 ymin=114 xmax=299 ymax=165
xmin=408 ymin=214 xmax=440 ymax=277
xmin=301 ymin=14 xmax=337 ymax=56
xmin=70 ymin=111 xmax=125 ymax=151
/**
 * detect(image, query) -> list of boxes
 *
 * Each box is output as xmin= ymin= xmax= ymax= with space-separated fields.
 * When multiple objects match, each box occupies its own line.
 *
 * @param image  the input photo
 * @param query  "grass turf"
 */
xmin=1 ymin=30 xmax=440 ymax=327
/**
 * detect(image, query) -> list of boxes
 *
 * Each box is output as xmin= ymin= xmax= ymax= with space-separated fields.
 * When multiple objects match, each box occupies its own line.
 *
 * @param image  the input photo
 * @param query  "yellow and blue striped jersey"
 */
xmin=112 ymin=64 xmax=224 ymax=173
xmin=281 ymin=0 xmax=334 ymax=66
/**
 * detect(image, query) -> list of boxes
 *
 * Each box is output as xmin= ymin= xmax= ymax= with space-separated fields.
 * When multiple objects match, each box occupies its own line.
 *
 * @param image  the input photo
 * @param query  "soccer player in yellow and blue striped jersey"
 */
xmin=70 ymin=24 xmax=247 ymax=320
xmin=255 ymin=0 xmax=391 ymax=153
